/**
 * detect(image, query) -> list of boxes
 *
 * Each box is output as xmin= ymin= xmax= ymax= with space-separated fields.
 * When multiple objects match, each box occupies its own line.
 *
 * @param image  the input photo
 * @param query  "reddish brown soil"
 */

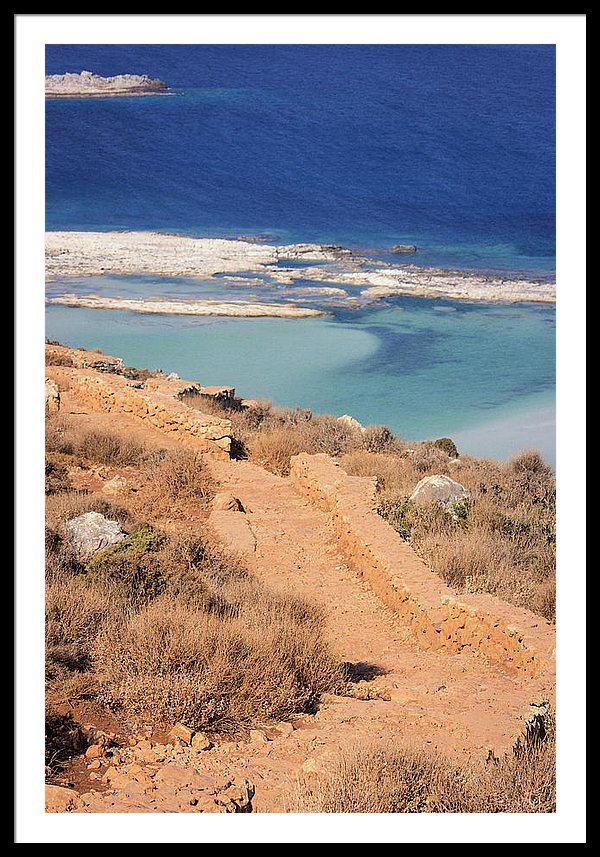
xmin=46 ymin=389 xmax=553 ymax=814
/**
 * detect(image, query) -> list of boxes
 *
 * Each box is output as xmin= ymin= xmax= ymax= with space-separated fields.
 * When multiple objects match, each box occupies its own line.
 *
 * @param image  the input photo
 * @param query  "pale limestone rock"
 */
xmin=409 ymin=474 xmax=471 ymax=510
xmin=45 ymin=71 xmax=168 ymax=97
xmin=65 ymin=511 xmax=127 ymax=556
xmin=337 ymin=414 xmax=365 ymax=433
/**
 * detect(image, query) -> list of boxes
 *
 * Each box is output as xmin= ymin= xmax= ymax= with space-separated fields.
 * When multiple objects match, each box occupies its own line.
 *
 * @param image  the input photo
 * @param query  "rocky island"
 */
xmin=45 ymin=70 xmax=168 ymax=98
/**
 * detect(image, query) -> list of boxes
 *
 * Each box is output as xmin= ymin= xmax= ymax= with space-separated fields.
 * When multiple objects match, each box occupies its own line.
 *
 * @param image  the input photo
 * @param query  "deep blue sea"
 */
xmin=45 ymin=44 xmax=556 ymax=465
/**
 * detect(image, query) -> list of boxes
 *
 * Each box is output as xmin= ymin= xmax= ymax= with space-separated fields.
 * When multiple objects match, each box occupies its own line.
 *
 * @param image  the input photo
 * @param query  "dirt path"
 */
xmin=204 ymin=457 xmax=545 ymax=810
xmin=49 ymin=391 xmax=549 ymax=813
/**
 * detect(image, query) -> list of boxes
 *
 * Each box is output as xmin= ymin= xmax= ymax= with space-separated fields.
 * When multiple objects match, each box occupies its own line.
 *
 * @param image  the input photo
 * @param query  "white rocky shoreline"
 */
xmin=45 ymin=231 xmax=556 ymax=318
xmin=45 ymin=71 xmax=168 ymax=98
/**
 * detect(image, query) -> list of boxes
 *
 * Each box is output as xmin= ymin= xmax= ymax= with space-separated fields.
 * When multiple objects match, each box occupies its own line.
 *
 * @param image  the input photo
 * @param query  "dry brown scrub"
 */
xmin=182 ymin=393 xmax=402 ymax=475
xmin=46 ymin=526 xmax=343 ymax=734
xmin=293 ymin=714 xmax=556 ymax=812
xmin=345 ymin=447 xmax=556 ymax=621
xmin=45 ymin=410 xmax=343 ymax=736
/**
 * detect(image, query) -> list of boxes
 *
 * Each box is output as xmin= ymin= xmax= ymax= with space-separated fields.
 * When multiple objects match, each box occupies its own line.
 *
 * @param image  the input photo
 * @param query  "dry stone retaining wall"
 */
xmin=290 ymin=453 xmax=555 ymax=687
xmin=47 ymin=346 xmax=232 ymax=460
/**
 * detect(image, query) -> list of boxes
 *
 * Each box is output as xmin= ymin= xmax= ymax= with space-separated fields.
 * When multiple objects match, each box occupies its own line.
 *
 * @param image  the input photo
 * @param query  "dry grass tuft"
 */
xmin=45 ymin=575 xmax=126 ymax=679
xmin=140 ymin=448 xmax=216 ymax=511
xmin=294 ymin=715 xmax=555 ymax=813
xmin=46 ymin=413 xmax=149 ymax=466
xmin=45 ymin=456 xmax=72 ymax=495
xmin=92 ymin=583 xmax=343 ymax=732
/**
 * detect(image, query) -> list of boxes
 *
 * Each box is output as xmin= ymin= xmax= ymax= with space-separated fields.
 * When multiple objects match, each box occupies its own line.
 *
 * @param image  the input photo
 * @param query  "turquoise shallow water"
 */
xmin=45 ymin=294 xmax=556 ymax=467
xmin=44 ymin=44 xmax=556 ymax=466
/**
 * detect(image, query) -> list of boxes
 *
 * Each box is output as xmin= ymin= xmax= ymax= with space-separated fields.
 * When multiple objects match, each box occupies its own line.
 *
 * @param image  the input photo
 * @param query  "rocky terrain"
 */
xmin=45 ymin=231 xmax=556 ymax=310
xmin=44 ymin=345 xmax=556 ymax=815
xmin=45 ymin=71 xmax=168 ymax=98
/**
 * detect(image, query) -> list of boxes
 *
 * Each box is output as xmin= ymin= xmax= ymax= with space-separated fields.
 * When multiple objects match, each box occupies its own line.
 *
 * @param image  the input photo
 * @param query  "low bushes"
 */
xmin=294 ymin=713 xmax=555 ymax=813
xmin=45 ymin=510 xmax=344 ymax=733
xmin=140 ymin=448 xmax=215 ymax=510
xmin=46 ymin=413 xmax=149 ymax=467
xmin=92 ymin=587 xmax=343 ymax=733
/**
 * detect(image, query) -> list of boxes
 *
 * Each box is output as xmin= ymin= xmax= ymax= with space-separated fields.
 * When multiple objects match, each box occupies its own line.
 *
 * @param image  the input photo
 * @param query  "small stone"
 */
xmin=191 ymin=731 xmax=212 ymax=751
xmin=272 ymin=721 xmax=294 ymax=737
xmin=87 ymin=759 xmax=102 ymax=770
xmin=169 ymin=722 xmax=195 ymax=745
xmin=102 ymin=475 xmax=128 ymax=495
xmin=302 ymin=758 xmax=317 ymax=774
xmin=45 ymin=784 xmax=82 ymax=812
xmin=249 ymin=729 xmax=268 ymax=744
xmin=84 ymin=743 xmax=103 ymax=759
xmin=212 ymin=493 xmax=245 ymax=512
xmin=195 ymin=794 xmax=221 ymax=813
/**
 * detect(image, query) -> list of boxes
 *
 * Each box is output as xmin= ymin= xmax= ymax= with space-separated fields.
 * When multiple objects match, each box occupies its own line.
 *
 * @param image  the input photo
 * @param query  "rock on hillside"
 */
xmin=65 ymin=511 xmax=127 ymax=556
xmin=409 ymin=474 xmax=471 ymax=510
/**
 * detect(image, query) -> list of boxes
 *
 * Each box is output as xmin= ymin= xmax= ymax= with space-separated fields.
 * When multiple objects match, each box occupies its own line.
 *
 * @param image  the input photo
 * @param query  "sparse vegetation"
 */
xmin=45 ymin=456 xmax=72 ymax=495
xmin=294 ymin=711 xmax=556 ymax=813
xmin=93 ymin=581 xmax=343 ymax=733
xmin=141 ymin=448 xmax=215 ymax=510
xmin=341 ymin=447 xmax=555 ymax=621
xmin=46 ymin=414 xmax=150 ymax=467
xmin=44 ymin=347 xmax=556 ymax=812
xmin=46 ymin=519 xmax=343 ymax=732
xmin=45 ymin=400 xmax=343 ymax=734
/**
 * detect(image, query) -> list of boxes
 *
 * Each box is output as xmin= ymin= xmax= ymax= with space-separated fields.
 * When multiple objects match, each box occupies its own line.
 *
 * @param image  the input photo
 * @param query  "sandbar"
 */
xmin=46 ymin=293 xmax=324 ymax=319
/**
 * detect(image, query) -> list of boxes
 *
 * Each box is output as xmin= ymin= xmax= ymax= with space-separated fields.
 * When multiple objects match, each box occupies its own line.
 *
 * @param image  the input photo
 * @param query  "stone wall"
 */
xmin=290 ymin=453 xmax=555 ymax=687
xmin=47 ymin=346 xmax=232 ymax=460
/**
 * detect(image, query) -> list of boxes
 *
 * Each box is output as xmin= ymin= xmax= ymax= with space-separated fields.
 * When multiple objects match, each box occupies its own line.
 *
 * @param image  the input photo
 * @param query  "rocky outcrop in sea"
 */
xmin=45 ymin=70 xmax=168 ymax=97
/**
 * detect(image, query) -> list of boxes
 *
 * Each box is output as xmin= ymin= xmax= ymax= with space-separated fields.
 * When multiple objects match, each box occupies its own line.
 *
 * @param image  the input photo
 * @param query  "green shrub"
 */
xmin=451 ymin=497 xmax=472 ymax=527
xmin=433 ymin=437 xmax=459 ymax=458
xmin=377 ymin=496 xmax=415 ymax=541
xmin=85 ymin=527 xmax=168 ymax=607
